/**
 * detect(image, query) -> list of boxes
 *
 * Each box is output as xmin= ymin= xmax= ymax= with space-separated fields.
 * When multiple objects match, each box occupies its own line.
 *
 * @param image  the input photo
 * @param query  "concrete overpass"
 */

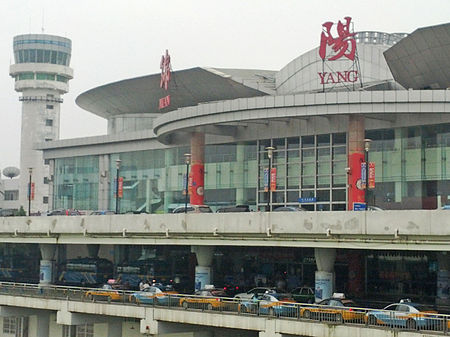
xmin=0 ymin=210 xmax=449 ymax=251
xmin=0 ymin=283 xmax=446 ymax=337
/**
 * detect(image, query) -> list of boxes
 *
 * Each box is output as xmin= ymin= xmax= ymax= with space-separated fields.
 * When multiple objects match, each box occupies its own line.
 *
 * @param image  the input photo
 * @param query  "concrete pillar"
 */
xmin=347 ymin=115 xmax=365 ymax=210
xmin=191 ymin=246 xmax=214 ymax=290
xmin=32 ymin=313 xmax=50 ymax=337
xmin=190 ymin=132 xmax=205 ymax=205
xmin=107 ymin=321 xmax=122 ymax=337
xmin=39 ymin=244 xmax=56 ymax=285
xmin=235 ymin=144 xmax=245 ymax=205
xmin=314 ymin=248 xmax=336 ymax=302
xmin=436 ymin=252 xmax=450 ymax=306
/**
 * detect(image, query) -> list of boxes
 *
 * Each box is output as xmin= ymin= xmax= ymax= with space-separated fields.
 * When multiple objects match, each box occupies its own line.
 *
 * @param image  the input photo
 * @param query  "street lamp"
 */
xmin=115 ymin=159 xmax=121 ymax=214
xmin=28 ymin=167 xmax=33 ymax=216
xmin=364 ymin=139 xmax=372 ymax=211
xmin=184 ymin=153 xmax=192 ymax=213
xmin=266 ymin=146 xmax=275 ymax=212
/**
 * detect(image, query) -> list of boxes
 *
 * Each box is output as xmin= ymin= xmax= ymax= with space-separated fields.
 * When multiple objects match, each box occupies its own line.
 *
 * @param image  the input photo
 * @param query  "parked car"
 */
xmin=291 ymin=286 xmax=315 ymax=303
xmin=47 ymin=209 xmax=82 ymax=216
xmin=300 ymin=293 xmax=365 ymax=322
xmin=216 ymin=205 xmax=250 ymax=213
xmin=172 ymin=205 xmax=213 ymax=213
xmin=90 ymin=210 xmax=115 ymax=215
xmin=234 ymin=287 xmax=277 ymax=300
xmin=239 ymin=293 xmax=296 ymax=316
xmin=366 ymin=299 xmax=439 ymax=330
xmin=129 ymin=284 xmax=178 ymax=306
xmin=179 ymin=287 xmax=228 ymax=310
xmin=85 ymin=283 xmax=122 ymax=302
xmin=273 ymin=206 xmax=307 ymax=212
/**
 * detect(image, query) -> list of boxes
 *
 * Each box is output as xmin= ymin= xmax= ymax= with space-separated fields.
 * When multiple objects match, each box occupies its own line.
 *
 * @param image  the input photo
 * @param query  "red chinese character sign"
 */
xmin=159 ymin=49 xmax=171 ymax=110
xmin=317 ymin=17 xmax=361 ymax=90
xmin=319 ymin=17 xmax=356 ymax=61
xmin=160 ymin=49 xmax=171 ymax=90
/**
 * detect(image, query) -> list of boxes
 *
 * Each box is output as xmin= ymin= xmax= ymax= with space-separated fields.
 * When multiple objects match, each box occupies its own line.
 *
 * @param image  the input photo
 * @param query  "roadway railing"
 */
xmin=0 ymin=282 xmax=448 ymax=335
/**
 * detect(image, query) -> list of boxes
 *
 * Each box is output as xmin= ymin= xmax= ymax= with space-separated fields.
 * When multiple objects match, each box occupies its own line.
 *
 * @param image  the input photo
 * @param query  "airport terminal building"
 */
xmin=37 ymin=21 xmax=450 ymax=214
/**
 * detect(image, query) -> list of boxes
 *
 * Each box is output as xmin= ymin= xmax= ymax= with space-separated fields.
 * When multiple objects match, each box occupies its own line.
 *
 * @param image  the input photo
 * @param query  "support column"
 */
xmin=107 ymin=321 xmax=122 ymax=337
xmin=32 ymin=313 xmax=50 ymax=337
xmin=314 ymin=248 xmax=336 ymax=302
xmin=190 ymin=132 xmax=205 ymax=205
xmin=235 ymin=144 xmax=245 ymax=205
xmin=348 ymin=115 xmax=365 ymax=210
xmin=191 ymin=246 xmax=214 ymax=290
xmin=436 ymin=252 xmax=450 ymax=307
xmin=39 ymin=244 xmax=56 ymax=285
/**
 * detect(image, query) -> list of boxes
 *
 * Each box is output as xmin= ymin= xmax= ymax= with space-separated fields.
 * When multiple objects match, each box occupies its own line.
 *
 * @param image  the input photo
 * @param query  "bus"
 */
xmin=57 ymin=258 xmax=114 ymax=287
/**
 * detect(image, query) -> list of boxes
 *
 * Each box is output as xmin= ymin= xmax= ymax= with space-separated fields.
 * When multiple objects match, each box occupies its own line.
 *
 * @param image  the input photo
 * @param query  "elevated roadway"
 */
xmin=0 ymin=283 xmax=447 ymax=337
xmin=0 ymin=210 xmax=449 ymax=251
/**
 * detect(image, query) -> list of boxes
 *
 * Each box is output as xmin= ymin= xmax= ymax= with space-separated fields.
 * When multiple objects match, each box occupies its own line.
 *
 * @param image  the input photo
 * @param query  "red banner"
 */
xmin=270 ymin=168 xmax=277 ymax=191
xmin=190 ymin=163 xmax=204 ymax=205
xmin=368 ymin=162 xmax=375 ymax=189
xmin=118 ymin=177 xmax=123 ymax=198
xmin=28 ymin=182 xmax=35 ymax=201
xmin=159 ymin=95 xmax=170 ymax=109
xmin=348 ymin=152 xmax=365 ymax=209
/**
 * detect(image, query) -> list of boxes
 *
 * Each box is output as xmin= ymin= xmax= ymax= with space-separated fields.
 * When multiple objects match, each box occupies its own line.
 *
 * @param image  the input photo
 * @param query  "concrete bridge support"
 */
xmin=314 ymin=248 xmax=336 ymax=302
xmin=39 ymin=244 xmax=56 ymax=285
xmin=191 ymin=245 xmax=214 ymax=290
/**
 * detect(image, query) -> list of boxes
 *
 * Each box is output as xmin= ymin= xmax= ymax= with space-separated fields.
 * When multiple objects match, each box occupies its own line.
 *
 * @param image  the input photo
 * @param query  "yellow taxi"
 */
xmin=179 ymin=287 xmax=228 ymax=310
xmin=85 ymin=283 xmax=122 ymax=302
xmin=300 ymin=293 xmax=365 ymax=323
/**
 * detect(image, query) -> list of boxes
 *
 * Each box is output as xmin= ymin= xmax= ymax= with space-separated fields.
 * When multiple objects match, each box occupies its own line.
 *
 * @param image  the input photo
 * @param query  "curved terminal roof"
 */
xmin=75 ymin=67 xmax=272 ymax=119
xmin=384 ymin=22 xmax=450 ymax=89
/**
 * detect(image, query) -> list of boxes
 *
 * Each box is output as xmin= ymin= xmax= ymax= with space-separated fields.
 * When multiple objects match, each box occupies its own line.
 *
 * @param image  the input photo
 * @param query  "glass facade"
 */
xmin=54 ymin=156 xmax=99 ymax=210
xmin=257 ymin=133 xmax=347 ymax=211
xmin=52 ymin=123 xmax=450 ymax=212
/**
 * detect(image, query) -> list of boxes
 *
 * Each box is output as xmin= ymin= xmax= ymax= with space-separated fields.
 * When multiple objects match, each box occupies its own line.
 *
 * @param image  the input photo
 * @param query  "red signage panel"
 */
xmin=270 ymin=168 xmax=277 ymax=191
xmin=368 ymin=162 xmax=375 ymax=189
xmin=159 ymin=95 xmax=171 ymax=109
xmin=319 ymin=16 xmax=356 ymax=61
xmin=118 ymin=177 xmax=123 ymax=198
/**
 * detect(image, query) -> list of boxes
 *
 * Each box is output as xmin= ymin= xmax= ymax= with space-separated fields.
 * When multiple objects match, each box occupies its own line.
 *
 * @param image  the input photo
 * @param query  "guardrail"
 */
xmin=0 ymin=282 xmax=448 ymax=334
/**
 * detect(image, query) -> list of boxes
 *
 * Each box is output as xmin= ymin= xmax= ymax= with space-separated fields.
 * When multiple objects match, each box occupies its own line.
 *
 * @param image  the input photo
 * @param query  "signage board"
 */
xmin=28 ymin=182 xmax=35 ymax=201
xmin=263 ymin=168 xmax=269 ymax=192
xmin=270 ymin=168 xmax=277 ymax=191
xmin=298 ymin=197 xmax=317 ymax=203
xmin=361 ymin=162 xmax=367 ymax=188
xmin=353 ymin=202 xmax=366 ymax=211
xmin=368 ymin=162 xmax=375 ymax=189
xmin=118 ymin=177 xmax=123 ymax=198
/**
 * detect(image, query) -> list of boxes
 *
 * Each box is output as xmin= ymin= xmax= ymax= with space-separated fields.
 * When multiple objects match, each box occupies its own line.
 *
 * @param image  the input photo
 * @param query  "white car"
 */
xmin=234 ymin=287 xmax=276 ymax=300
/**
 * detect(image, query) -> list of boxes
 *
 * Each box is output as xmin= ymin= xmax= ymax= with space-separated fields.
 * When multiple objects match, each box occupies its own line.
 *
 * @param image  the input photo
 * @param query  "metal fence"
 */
xmin=0 ymin=282 xmax=448 ymax=334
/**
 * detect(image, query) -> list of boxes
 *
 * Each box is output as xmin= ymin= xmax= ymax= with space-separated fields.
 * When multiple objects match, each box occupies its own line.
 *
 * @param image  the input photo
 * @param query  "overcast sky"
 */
xmin=1 ymin=0 xmax=449 ymax=172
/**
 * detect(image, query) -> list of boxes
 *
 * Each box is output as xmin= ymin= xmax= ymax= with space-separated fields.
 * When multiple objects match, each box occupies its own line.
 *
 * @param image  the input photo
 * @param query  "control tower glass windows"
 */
xmin=14 ymin=49 xmax=70 ymax=66
xmin=18 ymin=73 xmax=34 ymax=80
xmin=36 ymin=73 xmax=55 ymax=80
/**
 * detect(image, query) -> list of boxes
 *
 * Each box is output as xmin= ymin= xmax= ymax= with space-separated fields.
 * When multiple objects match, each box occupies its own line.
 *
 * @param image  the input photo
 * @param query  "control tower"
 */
xmin=9 ymin=34 xmax=73 ymax=214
